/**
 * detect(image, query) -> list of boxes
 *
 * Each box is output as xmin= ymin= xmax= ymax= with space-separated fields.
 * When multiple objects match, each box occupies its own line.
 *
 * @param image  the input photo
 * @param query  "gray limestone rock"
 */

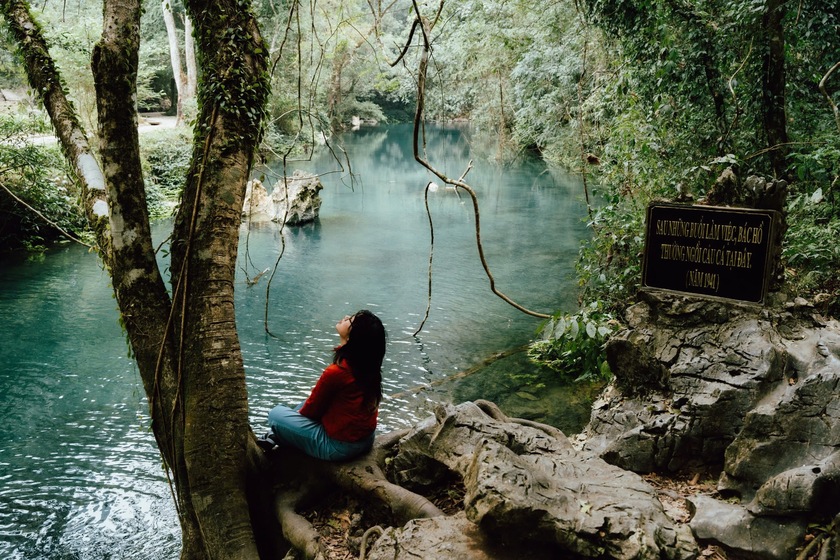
xmin=365 ymin=512 xmax=554 ymax=560
xmin=581 ymin=290 xmax=840 ymax=558
xmin=243 ymin=170 xmax=323 ymax=225
xmin=718 ymin=327 xmax=840 ymax=513
xmin=688 ymin=495 xmax=806 ymax=560
xmin=583 ymin=292 xmax=785 ymax=473
xmin=393 ymin=402 xmax=698 ymax=560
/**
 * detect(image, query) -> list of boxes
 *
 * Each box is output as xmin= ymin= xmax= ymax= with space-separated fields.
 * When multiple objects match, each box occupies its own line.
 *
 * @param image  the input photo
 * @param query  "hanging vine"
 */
xmin=391 ymin=0 xmax=551 ymax=337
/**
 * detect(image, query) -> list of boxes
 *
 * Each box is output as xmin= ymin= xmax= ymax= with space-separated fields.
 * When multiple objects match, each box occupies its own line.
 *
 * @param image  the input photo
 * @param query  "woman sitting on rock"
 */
xmin=259 ymin=310 xmax=386 ymax=461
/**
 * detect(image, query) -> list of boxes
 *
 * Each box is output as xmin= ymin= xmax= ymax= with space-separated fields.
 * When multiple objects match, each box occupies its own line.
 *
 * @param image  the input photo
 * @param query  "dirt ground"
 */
xmin=137 ymin=112 xmax=178 ymax=132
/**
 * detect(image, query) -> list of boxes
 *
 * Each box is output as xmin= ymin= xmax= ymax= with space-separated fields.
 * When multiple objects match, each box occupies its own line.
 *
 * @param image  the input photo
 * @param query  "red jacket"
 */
xmin=298 ymin=360 xmax=378 ymax=442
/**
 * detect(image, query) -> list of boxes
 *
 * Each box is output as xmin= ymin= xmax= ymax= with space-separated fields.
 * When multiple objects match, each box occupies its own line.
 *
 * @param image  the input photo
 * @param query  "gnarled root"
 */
xmin=274 ymin=485 xmax=325 ymax=560
xmin=474 ymin=398 xmax=567 ymax=440
xmin=269 ymin=429 xmax=444 ymax=559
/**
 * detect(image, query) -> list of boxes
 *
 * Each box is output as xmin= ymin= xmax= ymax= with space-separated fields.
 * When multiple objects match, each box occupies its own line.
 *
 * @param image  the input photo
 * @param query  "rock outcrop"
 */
xmin=243 ymin=170 xmax=323 ymax=225
xmin=582 ymin=290 xmax=840 ymax=557
xmin=377 ymin=401 xmax=698 ymax=560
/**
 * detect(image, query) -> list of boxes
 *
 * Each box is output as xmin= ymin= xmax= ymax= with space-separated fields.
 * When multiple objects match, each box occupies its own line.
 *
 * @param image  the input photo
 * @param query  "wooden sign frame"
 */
xmin=641 ymin=203 xmax=778 ymax=304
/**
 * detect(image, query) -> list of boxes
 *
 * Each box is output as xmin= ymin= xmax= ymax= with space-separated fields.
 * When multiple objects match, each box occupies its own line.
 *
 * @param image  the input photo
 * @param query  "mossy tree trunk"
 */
xmin=1 ymin=0 xmax=272 ymax=557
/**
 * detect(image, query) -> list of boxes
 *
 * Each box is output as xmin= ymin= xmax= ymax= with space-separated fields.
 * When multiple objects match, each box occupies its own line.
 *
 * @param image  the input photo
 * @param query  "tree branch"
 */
xmin=819 ymin=60 xmax=840 ymax=134
xmin=0 ymin=0 xmax=109 ymax=245
xmin=405 ymin=0 xmax=551 ymax=323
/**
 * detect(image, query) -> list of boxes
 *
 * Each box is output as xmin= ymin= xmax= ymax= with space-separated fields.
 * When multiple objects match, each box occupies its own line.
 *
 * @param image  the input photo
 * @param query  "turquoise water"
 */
xmin=0 ymin=123 xmax=590 ymax=558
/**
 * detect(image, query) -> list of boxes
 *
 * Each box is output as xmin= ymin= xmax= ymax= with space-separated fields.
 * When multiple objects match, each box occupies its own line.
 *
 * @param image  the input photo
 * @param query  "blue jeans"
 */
xmin=267 ymin=403 xmax=374 ymax=461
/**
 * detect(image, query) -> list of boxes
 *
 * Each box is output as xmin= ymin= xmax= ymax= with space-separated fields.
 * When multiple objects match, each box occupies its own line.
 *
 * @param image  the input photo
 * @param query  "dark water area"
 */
xmin=0 ymin=123 xmax=592 ymax=558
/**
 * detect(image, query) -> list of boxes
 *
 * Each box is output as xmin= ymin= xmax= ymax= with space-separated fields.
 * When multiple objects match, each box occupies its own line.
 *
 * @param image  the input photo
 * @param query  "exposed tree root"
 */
xmin=265 ymin=429 xmax=444 ymax=560
xmin=261 ymin=403 xmax=577 ymax=559
xmin=275 ymin=484 xmax=326 ymax=559
xmin=473 ymin=398 xmax=567 ymax=440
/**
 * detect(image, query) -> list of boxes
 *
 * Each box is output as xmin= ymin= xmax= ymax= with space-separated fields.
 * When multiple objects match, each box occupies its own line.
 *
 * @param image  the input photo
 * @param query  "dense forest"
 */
xmin=1 ymin=0 xmax=838 ymax=382
xmin=2 ymin=0 xmax=838 ymax=314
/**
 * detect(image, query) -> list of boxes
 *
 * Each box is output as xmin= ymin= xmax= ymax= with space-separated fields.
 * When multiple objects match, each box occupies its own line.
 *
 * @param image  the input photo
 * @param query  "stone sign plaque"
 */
xmin=642 ymin=203 xmax=777 ymax=304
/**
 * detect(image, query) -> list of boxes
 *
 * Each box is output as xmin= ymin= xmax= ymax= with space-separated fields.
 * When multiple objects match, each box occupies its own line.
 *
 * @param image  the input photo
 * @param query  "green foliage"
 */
xmin=138 ymin=0 xmax=178 ymax=113
xmin=35 ymin=3 xmax=102 ymax=132
xmin=0 ymin=114 xmax=86 ymax=252
xmin=336 ymin=99 xmax=387 ymax=125
xmin=0 ymin=108 xmax=51 ymax=135
xmin=0 ymin=26 xmax=26 ymax=88
xmin=528 ymin=302 xmax=615 ymax=382
xmin=577 ymin=198 xmax=646 ymax=314
xmin=783 ymin=190 xmax=840 ymax=315
xmin=139 ymin=128 xmax=192 ymax=219
xmin=562 ymin=0 xmax=840 ymax=320
xmin=190 ymin=2 xmax=270 ymax=144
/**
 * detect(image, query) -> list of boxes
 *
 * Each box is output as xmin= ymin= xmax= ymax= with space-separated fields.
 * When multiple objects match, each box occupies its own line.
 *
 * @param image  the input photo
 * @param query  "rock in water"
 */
xmin=243 ymin=170 xmax=323 ymax=225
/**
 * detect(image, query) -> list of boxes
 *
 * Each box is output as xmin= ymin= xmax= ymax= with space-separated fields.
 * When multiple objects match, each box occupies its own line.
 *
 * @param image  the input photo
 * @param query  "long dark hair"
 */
xmin=334 ymin=310 xmax=386 ymax=405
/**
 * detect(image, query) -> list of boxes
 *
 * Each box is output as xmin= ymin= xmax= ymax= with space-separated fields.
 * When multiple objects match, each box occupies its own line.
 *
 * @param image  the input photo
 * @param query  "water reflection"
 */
xmin=0 ymin=123 xmax=589 ymax=559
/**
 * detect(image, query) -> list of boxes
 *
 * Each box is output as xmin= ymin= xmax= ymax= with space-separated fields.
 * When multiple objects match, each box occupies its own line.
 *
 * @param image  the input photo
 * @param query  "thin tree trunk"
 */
xmin=184 ymin=13 xmax=197 ymax=100
xmin=0 ymin=0 xmax=109 ymax=241
xmin=90 ymin=0 xmax=202 ymax=555
xmin=762 ymin=0 xmax=789 ymax=178
xmin=162 ymin=0 xmax=186 ymax=123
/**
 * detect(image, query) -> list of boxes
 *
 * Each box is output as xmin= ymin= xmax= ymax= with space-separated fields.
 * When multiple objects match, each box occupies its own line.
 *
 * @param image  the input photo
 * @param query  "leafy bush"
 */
xmin=0 ymin=114 xmax=87 ymax=252
xmin=783 ymin=190 xmax=840 ymax=315
xmin=140 ymin=128 xmax=192 ymax=218
xmin=528 ymin=302 xmax=615 ymax=382
xmin=577 ymin=196 xmax=646 ymax=315
xmin=0 ymin=109 xmax=52 ymax=136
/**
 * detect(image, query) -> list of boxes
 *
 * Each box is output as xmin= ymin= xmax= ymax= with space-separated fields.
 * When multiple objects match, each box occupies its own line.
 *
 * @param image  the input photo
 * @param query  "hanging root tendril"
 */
xmin=402 ymin=0 xmax=550 ymax=336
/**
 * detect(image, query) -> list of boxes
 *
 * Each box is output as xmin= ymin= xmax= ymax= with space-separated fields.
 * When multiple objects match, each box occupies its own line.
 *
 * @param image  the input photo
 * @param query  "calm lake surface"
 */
xmin=0 ymin=123 xmax=590 ymax=558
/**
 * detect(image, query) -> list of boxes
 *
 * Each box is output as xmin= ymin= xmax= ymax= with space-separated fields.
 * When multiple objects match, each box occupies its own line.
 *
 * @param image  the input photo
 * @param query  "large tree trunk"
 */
xmin=2 ymin=0 xmax=271 ymax=557
xmin=166 ymin=1 xmax=270 ymax=557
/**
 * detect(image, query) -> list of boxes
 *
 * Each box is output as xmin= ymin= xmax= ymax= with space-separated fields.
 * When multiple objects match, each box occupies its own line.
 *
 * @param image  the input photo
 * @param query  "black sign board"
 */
xmin=642 ymin=204 xmax=777 ymax=304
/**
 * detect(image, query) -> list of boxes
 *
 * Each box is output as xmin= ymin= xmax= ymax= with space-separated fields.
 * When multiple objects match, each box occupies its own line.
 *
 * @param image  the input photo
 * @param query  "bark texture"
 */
xmin=2 ymin=0 xmax=272 ymax=557
xmin=761 ymin=0 xmax=789 ymax=178
xmin=165 ymin=1 xmax=270 ymax=557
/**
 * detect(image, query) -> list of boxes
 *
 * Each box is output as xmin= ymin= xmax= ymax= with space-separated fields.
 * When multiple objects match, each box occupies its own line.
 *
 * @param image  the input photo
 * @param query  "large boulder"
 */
xmin=687 ymin=495 xmax=807 ymax=560
xmin=718 ymin=328 xmax=840 ymax=515
xmin=581 ymin=290 xmax=840 ymax=557
xmin=382 ymin=401 xmax=698 ymax=560
xmin=243 ymin=170 xmax=323 ymax=225
xmin=583 ymin=291 xmax=787 ymax=473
